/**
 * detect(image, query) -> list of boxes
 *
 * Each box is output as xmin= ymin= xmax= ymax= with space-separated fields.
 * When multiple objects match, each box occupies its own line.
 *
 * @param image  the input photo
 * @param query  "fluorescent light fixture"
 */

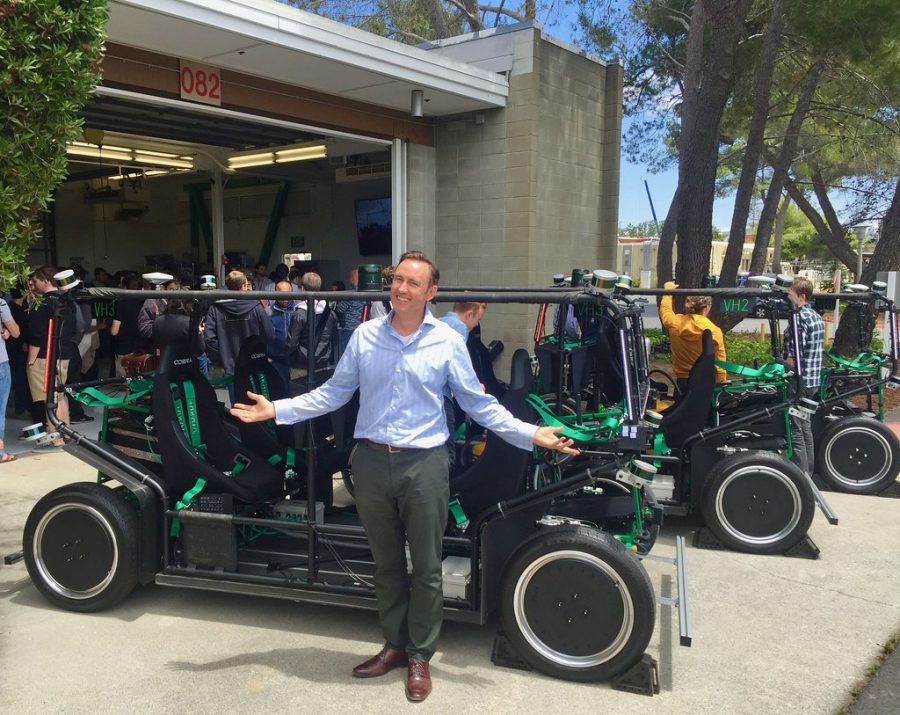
xmin=228 ymin=152 xmax=276 ymax=169
xmin=69 ymin=140 xmax=132 ymax=153
xmin=227 ymin=141 xmax=327 ymax=170
xmin=132 ymin=152 xmax=194 ymax=169
xmin=66 ymin=142 xmax=195 ymax=170
xmin=108 ymin=168 xmax=188 ymax=181
xmin=276 ymin=145 xmax=327 ymax=162
xmin=66 ymin=144 xmax=133 ymax=162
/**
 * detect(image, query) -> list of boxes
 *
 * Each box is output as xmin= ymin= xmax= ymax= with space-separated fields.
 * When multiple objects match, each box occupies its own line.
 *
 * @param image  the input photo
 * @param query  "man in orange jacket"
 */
xmin=659 ymin=280 xmax=727 ymax=395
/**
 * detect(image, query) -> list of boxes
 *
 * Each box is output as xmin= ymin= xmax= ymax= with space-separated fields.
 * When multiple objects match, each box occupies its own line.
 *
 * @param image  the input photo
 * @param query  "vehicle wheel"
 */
xmin=500 ymin=526 xmax=655 ymax=682
xmin=537 ymin=394 xmax=580 ymax=418
xmin=701 ymin=451 xmax=814 ymax=554
xmin=23 ymin=483 xmax=139 ymax=612
xmin=815 ymin=416 xmax=899 ymax=495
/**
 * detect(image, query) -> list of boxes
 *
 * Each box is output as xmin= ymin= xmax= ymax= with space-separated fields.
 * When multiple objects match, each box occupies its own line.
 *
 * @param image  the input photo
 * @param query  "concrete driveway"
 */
xmin=1 ymin=449 xmax=899 ymax=714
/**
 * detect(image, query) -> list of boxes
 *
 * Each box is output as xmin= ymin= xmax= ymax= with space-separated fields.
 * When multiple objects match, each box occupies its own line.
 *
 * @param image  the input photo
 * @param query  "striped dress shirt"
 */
xmin=274 ymin=309 xmax=537 ymax=450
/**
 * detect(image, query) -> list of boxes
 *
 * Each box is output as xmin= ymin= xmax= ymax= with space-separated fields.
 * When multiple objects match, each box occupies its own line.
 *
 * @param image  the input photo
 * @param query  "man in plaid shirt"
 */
xmin=784 ymin=276 xmax=824 ymax=474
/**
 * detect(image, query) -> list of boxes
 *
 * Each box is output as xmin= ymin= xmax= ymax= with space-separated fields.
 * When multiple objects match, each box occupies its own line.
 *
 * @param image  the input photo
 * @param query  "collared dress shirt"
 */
xmin=784 ymin=304 xmax=824 ymax=389
xmin=439 ymin=311 xmax=469 ymax=341
xmin=274 ymin=309 xmax=537 ymax=450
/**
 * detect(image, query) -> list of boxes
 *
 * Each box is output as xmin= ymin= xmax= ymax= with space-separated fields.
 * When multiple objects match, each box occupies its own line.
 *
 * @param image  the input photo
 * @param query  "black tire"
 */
xmin=537 ymin=394 xmax=580 ymax=419
xmin=815 ymin=416 xmax=900 ymax=495
xmin=23 ymin=483 xmax=139 ymax=612
xmin=500 ymin=526 xmax=655 ymax=682
xmin=530 ymin=396 xmax=580 ymax=489
xmin=701 ymin=451 xmax=815 ymax=554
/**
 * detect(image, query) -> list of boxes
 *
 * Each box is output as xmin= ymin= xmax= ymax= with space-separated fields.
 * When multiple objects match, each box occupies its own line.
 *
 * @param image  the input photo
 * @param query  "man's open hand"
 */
xmin=532 ymin=425 xmax=580 ymax=455
xmin=229 ymin=391 xmax=276 ymax=423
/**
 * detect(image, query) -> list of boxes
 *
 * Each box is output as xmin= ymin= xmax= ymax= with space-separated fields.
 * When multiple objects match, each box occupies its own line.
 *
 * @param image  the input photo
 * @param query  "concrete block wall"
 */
xmin=431 ymin=26 xmax=623 ymax=367
xmin=406 ymin=143 xmax=437 ymax=259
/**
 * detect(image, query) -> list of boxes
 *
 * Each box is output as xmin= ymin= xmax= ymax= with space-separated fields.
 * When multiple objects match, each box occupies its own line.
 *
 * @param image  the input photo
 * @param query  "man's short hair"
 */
xmin=31 ymin=266 xmax=57 ymax=285
xmin=793 ymin=276 xmax=814 ymax=301
xmin=301 ymin=272 xmax=322 ymax=291
xmin=684 ymin=295 xmax=712 ymax=314
xmin=275 ymin=280 xmax=293 ymax=292
xmin=225 ymin=270 xmax=247 ymax=291
xmin=453 ymin=301 xmax=485 ymax=314
xmin=273 ymin=263 xmax=290 ymax=281
xmin=398 ymin=251 xmax=440 ymax=286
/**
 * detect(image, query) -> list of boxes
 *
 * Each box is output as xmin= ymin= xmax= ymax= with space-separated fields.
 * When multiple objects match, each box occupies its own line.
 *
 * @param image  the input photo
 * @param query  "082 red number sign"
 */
xmin=179 ymin=61 xmax=222 ymax=107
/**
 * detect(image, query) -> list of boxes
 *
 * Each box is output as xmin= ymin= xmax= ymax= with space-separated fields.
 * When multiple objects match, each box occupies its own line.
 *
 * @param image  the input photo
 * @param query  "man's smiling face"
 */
xmin=390 ymin=259 xmax=437 ymax=319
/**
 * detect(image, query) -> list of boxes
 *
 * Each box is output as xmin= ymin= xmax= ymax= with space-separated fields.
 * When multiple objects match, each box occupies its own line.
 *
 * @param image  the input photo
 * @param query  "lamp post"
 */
xmin=851 ymin=224 xmax=870 ymax=282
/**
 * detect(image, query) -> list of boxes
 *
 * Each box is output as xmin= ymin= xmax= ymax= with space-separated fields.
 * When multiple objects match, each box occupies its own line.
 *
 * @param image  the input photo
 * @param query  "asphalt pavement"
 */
xmin=0 ymin=407 xmax=898 ymax=713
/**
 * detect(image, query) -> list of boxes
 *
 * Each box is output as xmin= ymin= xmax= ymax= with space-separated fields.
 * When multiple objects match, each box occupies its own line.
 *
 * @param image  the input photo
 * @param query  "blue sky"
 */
xmin=617 ymin=125 xmax=738 ymax=233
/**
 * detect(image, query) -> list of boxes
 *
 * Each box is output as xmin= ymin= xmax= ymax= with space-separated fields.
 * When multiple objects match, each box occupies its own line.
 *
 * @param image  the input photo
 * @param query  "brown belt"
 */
xmin=364 ymin=440 xmax=413 ymax=454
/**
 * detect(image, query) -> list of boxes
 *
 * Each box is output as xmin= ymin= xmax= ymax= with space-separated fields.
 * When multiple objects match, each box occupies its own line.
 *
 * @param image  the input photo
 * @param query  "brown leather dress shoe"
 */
xmin=352 ymin=646 xmax=408 ymax=678
xmin=405 ymin=660 xmax=432 ymax=702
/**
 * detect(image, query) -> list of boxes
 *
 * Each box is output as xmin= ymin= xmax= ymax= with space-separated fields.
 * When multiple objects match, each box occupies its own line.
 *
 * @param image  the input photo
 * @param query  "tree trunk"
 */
xmin=673 ymin=0 xmax=753 ymax=290
xmin=832 ymin=177 xmax=900 ymax=355
xmin=771 ymin=193 xmax=790 ymax=274
xmin=749 ymin=56 xmax=826 ymax=275
xmin=718 ymin=0 xmax=784 ymax=296
xmin=656 ymin=0 xmax=705 ymax=288
xmin=523 ymin=0 xmax=535 ymax=21
xmin=782 ymin=172 xmax=858 ymax=270
xmin=656 ymin=188 xmax=681 ymax=286
xmin=422 ymin=0 xmax=452 ymax=38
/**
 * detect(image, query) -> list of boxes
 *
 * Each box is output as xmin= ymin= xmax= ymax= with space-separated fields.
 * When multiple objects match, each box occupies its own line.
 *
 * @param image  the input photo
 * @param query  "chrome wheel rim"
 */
xmin=32 ymin=504 xmax=118 ymax=600
xmin=715 ymin=466 xmax=801 ymax=546
xmin=513 ymin=550 xmax=634 ymax=667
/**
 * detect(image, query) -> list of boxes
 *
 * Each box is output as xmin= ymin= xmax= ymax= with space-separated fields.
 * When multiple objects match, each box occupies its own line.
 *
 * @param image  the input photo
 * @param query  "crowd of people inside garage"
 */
xmin=0 ymin=260 xmax=368 ymax=458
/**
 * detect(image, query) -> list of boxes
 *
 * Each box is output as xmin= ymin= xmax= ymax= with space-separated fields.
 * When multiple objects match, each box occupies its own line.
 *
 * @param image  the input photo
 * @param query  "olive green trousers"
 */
xmin=351 ymin=442 xmax=449 ymax=662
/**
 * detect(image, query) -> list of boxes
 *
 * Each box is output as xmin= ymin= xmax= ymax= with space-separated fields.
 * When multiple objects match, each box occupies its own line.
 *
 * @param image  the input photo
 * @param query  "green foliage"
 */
xmin=620 ymin=219 xmax=660 ymax=237
xmin=644 ymin=327 xmax=669 ymax=355
xmin=0 ymin=0 xmax=106 ymax=290
xmin=284 ymin=0 xmax=542 ymax=42
xmin=724 ymin=332 xmax=774 ymax=366
xmin=648 ymin=326 xmax=776 ymax=366
xmin=779 ymin=205 xmax=818 ymax=261
xmin=870 ymin=331 xmax=884 ymax=354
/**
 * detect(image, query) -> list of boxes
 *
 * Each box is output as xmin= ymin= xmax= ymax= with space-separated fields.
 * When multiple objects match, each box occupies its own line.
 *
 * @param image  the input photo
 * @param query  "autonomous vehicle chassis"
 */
xmin=7 ymin=285 xmax=691 ymax=688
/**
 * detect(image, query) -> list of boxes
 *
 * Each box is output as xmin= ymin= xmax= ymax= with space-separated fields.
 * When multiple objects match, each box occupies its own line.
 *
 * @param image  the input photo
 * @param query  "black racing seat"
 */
xmin=591 ymin=315 xmax=624 ymax=405
xmin=232 ymin=335 xmax=340 ymax=507
xmin=449 ymin=348 xmax=536 ymax=524
xmin=153 ymin=342 xmax=283 ymax=504
xmin=232 ymin=335 xmax=297 ymax=468
xmin=467 ymin=324 xmax=506 ymax=400
xmin=659 ymin=329 xmax=716 ymax=450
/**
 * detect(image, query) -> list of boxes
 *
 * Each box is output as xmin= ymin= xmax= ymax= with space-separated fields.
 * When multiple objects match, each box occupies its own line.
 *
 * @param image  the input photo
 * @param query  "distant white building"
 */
xmin=617 ymin=235 xmax=775 ymax=287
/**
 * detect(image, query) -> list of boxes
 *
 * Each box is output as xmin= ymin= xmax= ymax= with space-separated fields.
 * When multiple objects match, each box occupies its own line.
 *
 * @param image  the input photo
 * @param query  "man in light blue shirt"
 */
xmin=439 ymin=302 xmax=486 ymax=470
xmin=231 ymin=251 xmax=576 ymax=702
xmin=440 ymin=301 xmax=485 ymax=341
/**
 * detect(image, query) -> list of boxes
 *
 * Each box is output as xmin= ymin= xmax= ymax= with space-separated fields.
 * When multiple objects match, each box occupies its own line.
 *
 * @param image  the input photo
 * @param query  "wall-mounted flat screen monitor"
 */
xmin=355 ymin=197 xmax=392 ymax=256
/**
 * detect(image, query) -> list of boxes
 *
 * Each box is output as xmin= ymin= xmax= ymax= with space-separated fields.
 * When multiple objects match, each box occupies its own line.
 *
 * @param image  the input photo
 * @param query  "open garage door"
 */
xmin=54 ymin=87 xmax=397 ymax=289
